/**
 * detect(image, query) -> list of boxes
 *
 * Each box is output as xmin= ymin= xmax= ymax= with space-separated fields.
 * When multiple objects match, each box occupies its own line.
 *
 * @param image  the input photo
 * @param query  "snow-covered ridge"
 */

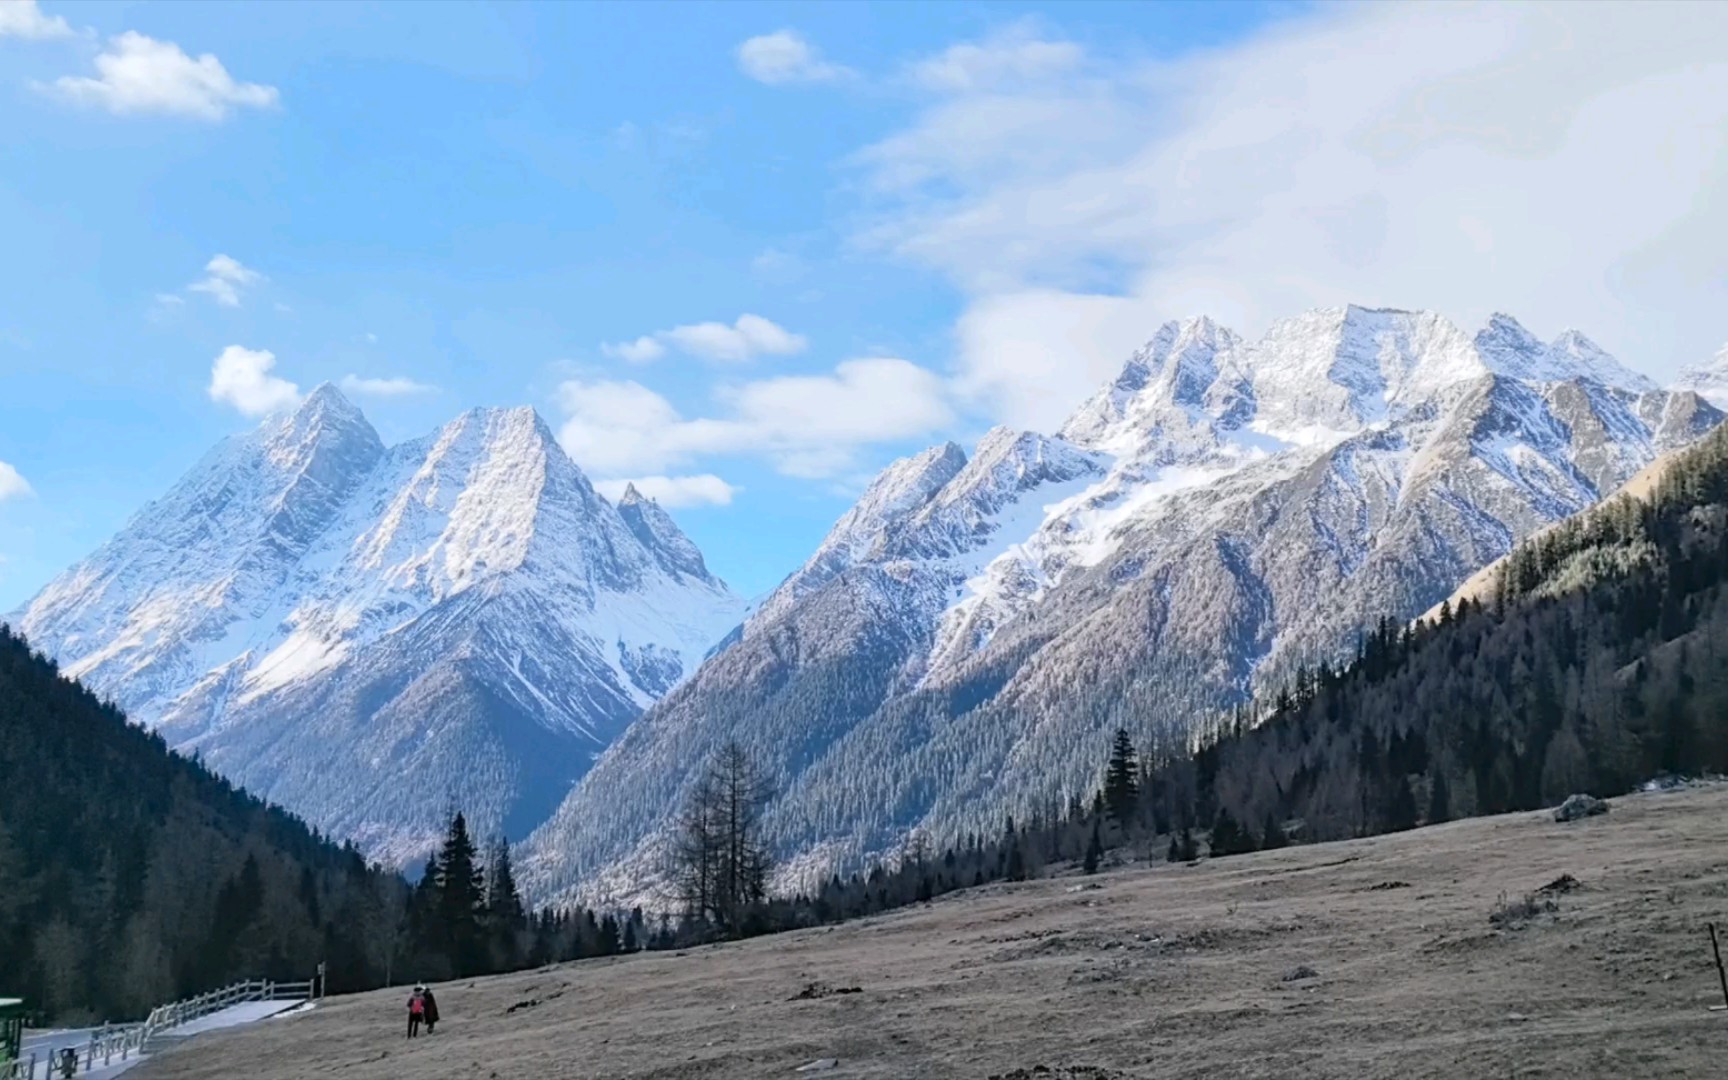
xmin=10 ymin=386 xmax=744 ymax=865
xmin=1675 ymin=342 xmax=1728 ymax=409
xmin=520 ymin=304 xmax=1717 ymax=908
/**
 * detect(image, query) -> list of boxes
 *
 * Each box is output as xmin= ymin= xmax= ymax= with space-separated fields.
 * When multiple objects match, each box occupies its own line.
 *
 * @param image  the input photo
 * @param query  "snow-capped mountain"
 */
xmin=1675 ymin=342 xmax=1728 ymax=408
xmin=519 ymin=305 xmax=1720 ymax=906
xmin=9 ymin=386 xmax=743 ymax=865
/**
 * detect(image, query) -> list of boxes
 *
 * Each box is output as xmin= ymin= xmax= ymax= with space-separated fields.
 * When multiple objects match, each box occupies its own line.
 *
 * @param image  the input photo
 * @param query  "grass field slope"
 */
xmin=136 ymin=784 xmax=1728 ymax=1080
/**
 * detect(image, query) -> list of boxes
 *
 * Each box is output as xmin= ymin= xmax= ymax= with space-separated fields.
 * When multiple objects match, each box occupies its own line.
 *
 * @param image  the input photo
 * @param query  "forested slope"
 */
xmin=1170 ymin=415 xmax=1728 ymax=845
xmin=0 ymin=625 xmax=405 ymax=1023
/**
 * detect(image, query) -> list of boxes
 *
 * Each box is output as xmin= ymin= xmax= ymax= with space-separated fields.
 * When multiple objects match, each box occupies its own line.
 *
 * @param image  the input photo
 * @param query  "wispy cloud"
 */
xmin=43 ymin=31 xmax=279 ymax=120
xmin=208 ymin=345 xmax=300 ymax=417
xmin=0 ymin=460 xmax=32 ymax=502
xmin=188 ymin=254 xmax=262 ymax=307
xmin=595 ymin=474 xmax=738 ymax=509
xmin=737 ymin=30 xmax=854 ymax=86
xmin=339 ymin=374 xmax=437 ymax=398
xmin=603 ymin=314 xmax=806 ymax=365
xmin=909 ymin=22 xmax=1082 ymax=93
xmin=600 ymin=336 xmax=667 ymax=364
xmin=0 ymin=0 xmax=73 ymax=40
xmin=555 ymin=357 xmax=952 ymax=481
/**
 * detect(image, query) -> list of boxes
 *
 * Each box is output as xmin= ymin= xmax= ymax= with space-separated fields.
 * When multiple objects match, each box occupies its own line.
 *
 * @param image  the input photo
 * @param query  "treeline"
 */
xmin=0 ymin=622 xmax=649 ymax=1021
xmin=1082 ymin=418 xmax=1728 ymax=860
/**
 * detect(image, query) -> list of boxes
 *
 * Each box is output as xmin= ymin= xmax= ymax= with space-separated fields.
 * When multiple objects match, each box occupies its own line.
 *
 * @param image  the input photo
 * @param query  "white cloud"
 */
xmin=737 ymin=30 xmax=854 ymax=85
xmin=188 ymin=254 xmax=262 ymax=307
xmin=44 ymin=31 xmax=279 ymax=120
xmin=555 ymin=357 xmax=952 ymax=480
xmin=911 ymin=23 xmax=1083 ymax=93
xmin=0 ymin=0 xmax=72 ymax=40
xmin=208 ymin=345 xmax=301 ymax=417
xmin=854 ymin=4 xmax=1728 ymax=431
xmin=0 ymin=460 xmax=32 ymax=502
xmin=603 ymin=314 xmax=807 ymax=365
xmin=665 ymin=314 xmax=807 ymax=363
xmin=601 ymin=336 xmax=667 ymax=364
xmin=339 ymin=375 xmax=436 ymax=398
xmin=595 ymin=475 xmax=739 ymax=509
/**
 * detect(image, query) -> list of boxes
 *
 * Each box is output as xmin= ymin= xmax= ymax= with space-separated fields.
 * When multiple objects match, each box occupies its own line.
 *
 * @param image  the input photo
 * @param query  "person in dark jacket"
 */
xmin=422 ymin=987 xmax=440 ymax=1034
xmin=407 ymin=986 xmax=425 ymax=1038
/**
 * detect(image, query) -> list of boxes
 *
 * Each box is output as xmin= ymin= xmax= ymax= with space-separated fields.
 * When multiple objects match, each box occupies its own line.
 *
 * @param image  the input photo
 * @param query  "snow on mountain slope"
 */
xmin=1675 ymin=342 xmax=1728 ymax=408
xmin=9 ymin=387 xmax=742 ymax=866
xmin=519 ymin=306 xmax=1719 ymax=907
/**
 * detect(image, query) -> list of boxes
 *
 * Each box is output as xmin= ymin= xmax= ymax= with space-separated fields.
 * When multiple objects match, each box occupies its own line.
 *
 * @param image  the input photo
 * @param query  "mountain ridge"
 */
xmin=519 ymin=305 xmax=1720 ymax=907
xmin=10 ymin=385 xmax=744 ymax=867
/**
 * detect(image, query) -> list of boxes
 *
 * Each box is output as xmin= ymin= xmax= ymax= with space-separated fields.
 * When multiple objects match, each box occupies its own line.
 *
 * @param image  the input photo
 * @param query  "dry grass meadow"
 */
xmin=135 ymin=785 xmax=1728 ymax=1079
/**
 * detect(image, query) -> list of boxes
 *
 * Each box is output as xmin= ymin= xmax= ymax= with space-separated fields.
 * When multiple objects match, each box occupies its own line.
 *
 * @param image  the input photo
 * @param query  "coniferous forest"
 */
xmin=1107 ymin=417 xmax=1728 ymax=857
xmin=0 ymin=628 xmax=630 ymax=1023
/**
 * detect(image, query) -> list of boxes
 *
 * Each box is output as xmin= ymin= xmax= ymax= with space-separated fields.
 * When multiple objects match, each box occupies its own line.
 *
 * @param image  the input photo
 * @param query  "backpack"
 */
xmin=410 ymin=995 xmax=424 ymax=1016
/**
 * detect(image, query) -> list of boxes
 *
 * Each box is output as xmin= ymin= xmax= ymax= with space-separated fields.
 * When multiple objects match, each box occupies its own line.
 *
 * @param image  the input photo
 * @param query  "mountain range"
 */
xmin=8 ymin=386 xmax=743 ymax=866
xmin=13 ymin=306 xmax=1727 ymax=894
xmin=517 ymin=305 xmax=1723 ymax=905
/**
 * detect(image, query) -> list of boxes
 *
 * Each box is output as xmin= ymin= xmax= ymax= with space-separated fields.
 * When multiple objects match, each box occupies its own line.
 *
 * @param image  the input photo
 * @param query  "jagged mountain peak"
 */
xmin=300 ymin=380 xmax=360 ymax=415
xmin=1474 ymin=314 xmax=1655 ymax=391
xmin=616 ymin=486 xmax=718 ymax=585
xmin=15 ymin=393 xmax=745 ymax=867
xmin=749 ymin=441 xmax=970 ymax=627
xmin=256 ymin=382 xmax=383 ymax=465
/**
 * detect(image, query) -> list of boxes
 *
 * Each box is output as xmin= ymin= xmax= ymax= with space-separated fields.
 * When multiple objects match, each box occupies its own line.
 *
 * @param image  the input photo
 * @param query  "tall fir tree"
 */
xmin=435 ymin=812 xmax=488 ymax=976
xmin=1104 ymin=729 xmax=1140 ymax=830
xmin=1083 ymin=817 xmax=1104 ymax=875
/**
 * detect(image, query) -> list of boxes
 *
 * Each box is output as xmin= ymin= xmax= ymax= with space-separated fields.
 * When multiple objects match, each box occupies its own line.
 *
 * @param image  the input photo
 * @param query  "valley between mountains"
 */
xmin=12 ymin=304 xmax=1728 ymax=905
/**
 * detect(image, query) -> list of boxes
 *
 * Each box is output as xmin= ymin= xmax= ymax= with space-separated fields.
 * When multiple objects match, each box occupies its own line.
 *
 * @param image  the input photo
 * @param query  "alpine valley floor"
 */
xmin=136 ymin=785 xmax=1728 ymax=1080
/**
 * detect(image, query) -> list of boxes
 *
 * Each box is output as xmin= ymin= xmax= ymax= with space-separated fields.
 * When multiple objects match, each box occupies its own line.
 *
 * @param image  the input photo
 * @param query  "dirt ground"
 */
xmin=137 ymin=785 xmax=1728 ymax=1079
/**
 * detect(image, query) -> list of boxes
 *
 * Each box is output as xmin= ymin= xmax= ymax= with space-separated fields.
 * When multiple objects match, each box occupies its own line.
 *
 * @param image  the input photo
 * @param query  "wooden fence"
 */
xmin=2 ymin=975 xmax=319 ymax=1080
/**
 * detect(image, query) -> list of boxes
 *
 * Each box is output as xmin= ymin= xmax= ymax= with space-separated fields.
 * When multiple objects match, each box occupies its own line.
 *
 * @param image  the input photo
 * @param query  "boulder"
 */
xmin=1553 ymin=794 xmax=1609 ymax=822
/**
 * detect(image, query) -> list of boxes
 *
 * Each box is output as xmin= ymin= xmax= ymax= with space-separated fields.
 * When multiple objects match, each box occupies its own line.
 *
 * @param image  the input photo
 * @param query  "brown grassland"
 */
xmin=137 ymin=784 xmax=1728 ymax=1079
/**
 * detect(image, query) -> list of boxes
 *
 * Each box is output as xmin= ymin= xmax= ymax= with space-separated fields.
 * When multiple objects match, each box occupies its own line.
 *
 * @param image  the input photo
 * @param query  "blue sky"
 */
xmin=3 ymin=0 xmax=1727 ymax=610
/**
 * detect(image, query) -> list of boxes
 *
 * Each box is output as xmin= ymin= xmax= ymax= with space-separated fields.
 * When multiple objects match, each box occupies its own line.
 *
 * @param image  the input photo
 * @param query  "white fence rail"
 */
xmin=4 ymin=975 xmax=318 ymax=1080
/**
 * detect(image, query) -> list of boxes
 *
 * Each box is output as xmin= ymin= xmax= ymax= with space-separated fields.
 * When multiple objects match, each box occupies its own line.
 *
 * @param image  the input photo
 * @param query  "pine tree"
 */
xmin=1210 ymin=809 xmax=1254 ymax=857
xmin=435 ymin=811 xmax=488 ymax=976
xmin=1104 ymin=729 xmax=1140 ymax=830
xmin=485 ymin=838 xmax=526 ymax=971
xmin=1083 ymin=817 xmax=1103 ymax=875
